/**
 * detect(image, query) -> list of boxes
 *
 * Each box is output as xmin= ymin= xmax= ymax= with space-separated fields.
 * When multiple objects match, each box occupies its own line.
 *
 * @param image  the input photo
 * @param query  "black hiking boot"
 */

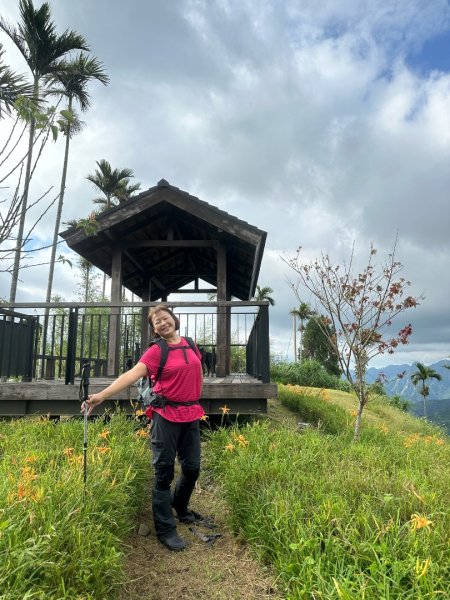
xmin=157 ymin=530 xmax=187 ymax=552
xmin=153 ymin=489 xmax=187 ymax=552
xmin=176 ymin=509 xmax=206 ymax=524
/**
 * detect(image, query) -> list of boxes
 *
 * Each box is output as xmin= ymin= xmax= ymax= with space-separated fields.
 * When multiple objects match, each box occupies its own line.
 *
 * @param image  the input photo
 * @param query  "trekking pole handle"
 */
xmin=81 ymin=362 xmax=91 ymax=401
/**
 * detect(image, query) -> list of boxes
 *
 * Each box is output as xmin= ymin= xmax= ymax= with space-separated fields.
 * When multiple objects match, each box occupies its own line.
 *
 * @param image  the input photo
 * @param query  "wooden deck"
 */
xmin=0 ymin=375 xmax=278 ymax=416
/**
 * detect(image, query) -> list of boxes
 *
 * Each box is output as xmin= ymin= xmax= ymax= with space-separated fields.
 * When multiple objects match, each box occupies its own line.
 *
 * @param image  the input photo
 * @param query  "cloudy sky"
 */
xmin=1 ymin=0 xmax=450 ymax=367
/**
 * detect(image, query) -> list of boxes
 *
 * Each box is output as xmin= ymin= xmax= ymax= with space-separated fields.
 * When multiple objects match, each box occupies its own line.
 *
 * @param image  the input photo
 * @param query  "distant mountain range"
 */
xmin=365 ymin=360 xmax=450 ymax=433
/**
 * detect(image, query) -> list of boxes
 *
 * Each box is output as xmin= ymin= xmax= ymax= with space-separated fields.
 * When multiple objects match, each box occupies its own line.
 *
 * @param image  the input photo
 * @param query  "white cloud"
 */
xmin=1 ymin=0 xmax=450 ymax=368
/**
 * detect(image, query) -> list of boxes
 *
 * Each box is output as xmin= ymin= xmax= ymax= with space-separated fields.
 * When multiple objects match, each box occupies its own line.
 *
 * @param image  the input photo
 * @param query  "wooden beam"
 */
xmin=2 ymin=300 xmax=267 ymax=311
xmin=123 ymin=240 xmax=219 ymax=248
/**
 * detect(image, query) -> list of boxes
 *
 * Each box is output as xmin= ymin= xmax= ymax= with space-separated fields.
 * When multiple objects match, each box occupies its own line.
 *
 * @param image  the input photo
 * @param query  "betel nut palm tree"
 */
xmin=410 ymin=362 xmax=442 ymax=420
xmin=253 ymin=285 xmax=275 ymax=306
xmin=86 ymin=159 xmax=141 ymax=211
xmin=44 ymin=54 xmax=109 ymax=308
xmin=290 ymin=302 xmax=314 ymax=362
xmin=86 ymin=159 xmax=141 ymax=297
xmin=0 ymin=0 xmax=88 ymax=303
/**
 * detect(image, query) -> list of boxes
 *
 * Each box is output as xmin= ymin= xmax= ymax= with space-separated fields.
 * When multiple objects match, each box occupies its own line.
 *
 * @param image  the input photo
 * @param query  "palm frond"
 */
xmin=0 ymin=45 xmax=34 ymax=116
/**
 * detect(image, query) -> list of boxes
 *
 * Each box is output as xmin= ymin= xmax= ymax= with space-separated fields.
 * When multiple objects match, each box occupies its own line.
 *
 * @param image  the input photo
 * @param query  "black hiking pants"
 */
xmin=151 ymin=412 xmax=201 ymax=492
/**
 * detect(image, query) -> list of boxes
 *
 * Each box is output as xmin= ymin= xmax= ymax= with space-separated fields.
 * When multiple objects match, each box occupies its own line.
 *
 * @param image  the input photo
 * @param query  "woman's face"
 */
xmin=151 ymin=310 xmax=176 ymax=338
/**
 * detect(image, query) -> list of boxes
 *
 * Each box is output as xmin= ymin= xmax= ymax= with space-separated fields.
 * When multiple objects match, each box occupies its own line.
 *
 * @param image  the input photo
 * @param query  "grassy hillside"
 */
xmin=205 ymin=385 xmax=450 ymax=599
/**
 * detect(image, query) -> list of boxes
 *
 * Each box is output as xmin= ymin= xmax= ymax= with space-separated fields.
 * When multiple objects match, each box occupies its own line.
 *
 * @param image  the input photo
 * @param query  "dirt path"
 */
xmin=119 ymin=401 xmax=294 ymax=600
xmin=119 ymin=483 xmax=281 ymax=600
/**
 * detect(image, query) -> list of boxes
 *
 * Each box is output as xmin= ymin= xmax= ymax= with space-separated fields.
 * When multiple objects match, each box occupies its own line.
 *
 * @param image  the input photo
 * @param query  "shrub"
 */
xmin=271 ymin=359 xmax=344 ymax=390
xmin=388 ymin=393 xmax=411 ymax=412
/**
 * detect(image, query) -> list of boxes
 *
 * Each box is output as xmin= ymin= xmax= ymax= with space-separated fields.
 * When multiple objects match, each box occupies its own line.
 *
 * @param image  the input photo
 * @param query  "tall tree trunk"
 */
xmin=292 ymin=311 xmax=297 ymax=362
xmin=353 ymin=353 xmax=368 ymax=441
xmin=9 ymin=77 xmax=39 ymax=303
xmin=299 ymin=318 xmax=304 ymax=363
xmin=354 ymin=401 xmax=364 ymax=441
xmin=422 ymin=385 xmax=427 ymax=419
xmin=84 ymin=263 xmax=90 ymax=302
xmin=45 ymin=96 xmax=72 ymax=305
xmin=41 ymin=98 xmax=73 ymax=368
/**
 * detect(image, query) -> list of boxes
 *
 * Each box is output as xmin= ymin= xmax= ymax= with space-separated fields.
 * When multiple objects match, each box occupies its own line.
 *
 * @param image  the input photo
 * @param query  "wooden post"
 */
xmin=140 ymin=280 xmax=151 ymax=355
xmin=259 ymin=304 xmax=270 ymax=383
xmin=226 ymin=289 xmax=231 ymax=374
xmin=216 ymin=243 xmax=227 ymax=377
xmin=107 ymin=250 xmax=122 ymax=376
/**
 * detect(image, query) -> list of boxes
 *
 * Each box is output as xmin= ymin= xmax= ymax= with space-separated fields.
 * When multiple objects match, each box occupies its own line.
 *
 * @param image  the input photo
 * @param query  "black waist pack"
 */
xmin=145 ymin=392 xmax=199 ymax=410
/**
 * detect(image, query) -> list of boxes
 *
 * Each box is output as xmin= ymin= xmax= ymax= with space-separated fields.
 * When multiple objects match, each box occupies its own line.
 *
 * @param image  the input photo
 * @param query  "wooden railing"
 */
xmin=0 ymin=301 xmax=271 ymax=383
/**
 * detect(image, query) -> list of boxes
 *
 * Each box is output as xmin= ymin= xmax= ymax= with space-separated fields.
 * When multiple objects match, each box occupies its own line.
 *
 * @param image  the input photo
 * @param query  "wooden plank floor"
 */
xmin=0 ymin=375 xmax=278 ymax=416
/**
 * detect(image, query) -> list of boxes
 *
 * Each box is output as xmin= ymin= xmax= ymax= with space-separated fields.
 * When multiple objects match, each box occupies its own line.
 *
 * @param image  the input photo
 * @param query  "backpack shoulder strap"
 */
xmin=150 ymin=337 xmax=198 ymax=384
xmin=184 ymin=336 xmax=197 ymax=354
xmin=148 ymin=338 xmax=168 ymax=383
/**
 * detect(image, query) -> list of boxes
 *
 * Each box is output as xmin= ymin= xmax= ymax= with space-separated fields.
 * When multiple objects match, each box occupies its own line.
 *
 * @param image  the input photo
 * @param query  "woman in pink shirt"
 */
xmin=81 ymin=305 xmax=204 ymax=552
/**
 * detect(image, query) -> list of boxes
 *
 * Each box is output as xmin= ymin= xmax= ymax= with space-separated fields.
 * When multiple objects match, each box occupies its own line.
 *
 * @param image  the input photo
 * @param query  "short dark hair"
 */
xmin=148 ymin=305 xmax=180 ymax=337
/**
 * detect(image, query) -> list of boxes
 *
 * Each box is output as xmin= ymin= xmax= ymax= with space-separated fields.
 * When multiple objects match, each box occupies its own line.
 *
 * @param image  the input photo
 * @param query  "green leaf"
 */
xmin=59 ymin=109 xmax=75 ymax=123
xmin=58 ymin=255 xmax=73 ymax=268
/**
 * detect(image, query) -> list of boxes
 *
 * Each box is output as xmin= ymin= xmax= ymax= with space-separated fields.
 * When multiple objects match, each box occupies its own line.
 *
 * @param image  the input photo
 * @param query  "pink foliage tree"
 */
xmin=284 ymin=243 xmax=422 ymax=440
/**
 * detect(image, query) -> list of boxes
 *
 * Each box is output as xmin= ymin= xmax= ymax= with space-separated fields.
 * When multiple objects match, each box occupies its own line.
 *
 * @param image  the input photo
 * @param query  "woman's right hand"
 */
xmin=80 ymin=393 xmax=104 ymax=417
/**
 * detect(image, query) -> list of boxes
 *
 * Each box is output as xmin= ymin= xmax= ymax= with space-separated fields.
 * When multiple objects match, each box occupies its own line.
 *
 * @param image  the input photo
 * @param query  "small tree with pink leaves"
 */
xmin=284 ymin=243 xmax=421 ymax=440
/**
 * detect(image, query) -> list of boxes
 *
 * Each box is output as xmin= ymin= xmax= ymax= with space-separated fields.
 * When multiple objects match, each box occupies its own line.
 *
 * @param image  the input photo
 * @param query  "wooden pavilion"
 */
xmin=0 ymin=179 xmax=277 ymax=416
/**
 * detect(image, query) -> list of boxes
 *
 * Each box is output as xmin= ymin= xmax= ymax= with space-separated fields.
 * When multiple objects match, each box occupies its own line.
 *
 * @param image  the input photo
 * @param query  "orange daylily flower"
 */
xmin=220 ymin=405 xmax=230 ymax=414
xmin=21 ymin=466 xmax=38 ymax=481
xmin=410 ymin=513 xmax=433 ymax=531
xmin=404 ymin=434 xmax=420 ymax=448
xmin=200 ymin=414 xmax=209 ymax=421
xmin=377 ymin=424 xmax=389 ymax=435
xmin=17 ymin=483 xmax=28 ymax=500
xmin=24 ymin=455 xmax=38 ymax=464
xmin=96 ymin=446 xmax=111 ymax=454
xmin=99 ymin=430 xmax=110 ymax=439
xmin=224 ymin=443 xmax=235 ymax=452
xmin=234 ymin=434 xmax=249 ymax=447
xmin=136 ymin=429 xmax=149 ymax=438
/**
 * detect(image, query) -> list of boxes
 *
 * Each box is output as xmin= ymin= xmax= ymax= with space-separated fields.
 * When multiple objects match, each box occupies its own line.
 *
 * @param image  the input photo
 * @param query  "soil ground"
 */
xmin=118 ymin=400 xmax=295 ymax=600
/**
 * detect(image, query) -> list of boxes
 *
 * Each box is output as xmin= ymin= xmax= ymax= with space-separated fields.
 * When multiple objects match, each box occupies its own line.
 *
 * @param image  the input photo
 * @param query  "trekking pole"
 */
xmin=79 ymin=362 xmax=91 ymax=501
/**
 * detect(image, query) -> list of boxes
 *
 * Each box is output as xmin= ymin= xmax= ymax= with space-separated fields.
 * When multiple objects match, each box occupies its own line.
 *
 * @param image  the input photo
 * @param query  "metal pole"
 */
xmin=79 ymin=362 xmax=91 ymax=501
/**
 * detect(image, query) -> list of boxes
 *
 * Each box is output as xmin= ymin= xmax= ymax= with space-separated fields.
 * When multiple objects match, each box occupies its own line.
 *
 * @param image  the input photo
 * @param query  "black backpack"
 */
xmin=137 ymin=336 xmax=197 ymax=404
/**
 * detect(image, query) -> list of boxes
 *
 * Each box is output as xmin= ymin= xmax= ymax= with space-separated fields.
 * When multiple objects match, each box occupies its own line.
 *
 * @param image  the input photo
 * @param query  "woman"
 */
xmin=81 ymin=304 xmax=204 ymax=552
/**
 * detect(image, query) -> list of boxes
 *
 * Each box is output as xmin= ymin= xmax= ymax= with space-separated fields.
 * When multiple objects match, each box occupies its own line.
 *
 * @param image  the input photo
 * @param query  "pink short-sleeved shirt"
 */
xmin=139 ymin=337 xmax=204 ymax=423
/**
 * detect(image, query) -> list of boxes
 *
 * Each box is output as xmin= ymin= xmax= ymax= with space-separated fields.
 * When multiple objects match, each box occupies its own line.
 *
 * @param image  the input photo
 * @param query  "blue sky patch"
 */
xmin=407 ymin=28 xmax=450 ymax=74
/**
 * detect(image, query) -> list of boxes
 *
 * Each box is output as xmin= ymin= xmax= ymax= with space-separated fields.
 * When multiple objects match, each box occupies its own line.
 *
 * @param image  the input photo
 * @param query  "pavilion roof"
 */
xmin=60 ymin=179 xmax=267 ymax=301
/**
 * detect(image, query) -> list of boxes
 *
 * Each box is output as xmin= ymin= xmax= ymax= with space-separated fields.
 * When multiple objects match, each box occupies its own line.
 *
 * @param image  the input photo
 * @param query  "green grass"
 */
xmin=205 ymin=386 xmax=450 ymax=599
xmin=1 ymin=390 xmax=448 ymax=599
xmin=0 ymin=413 xmax=151 ymax=599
